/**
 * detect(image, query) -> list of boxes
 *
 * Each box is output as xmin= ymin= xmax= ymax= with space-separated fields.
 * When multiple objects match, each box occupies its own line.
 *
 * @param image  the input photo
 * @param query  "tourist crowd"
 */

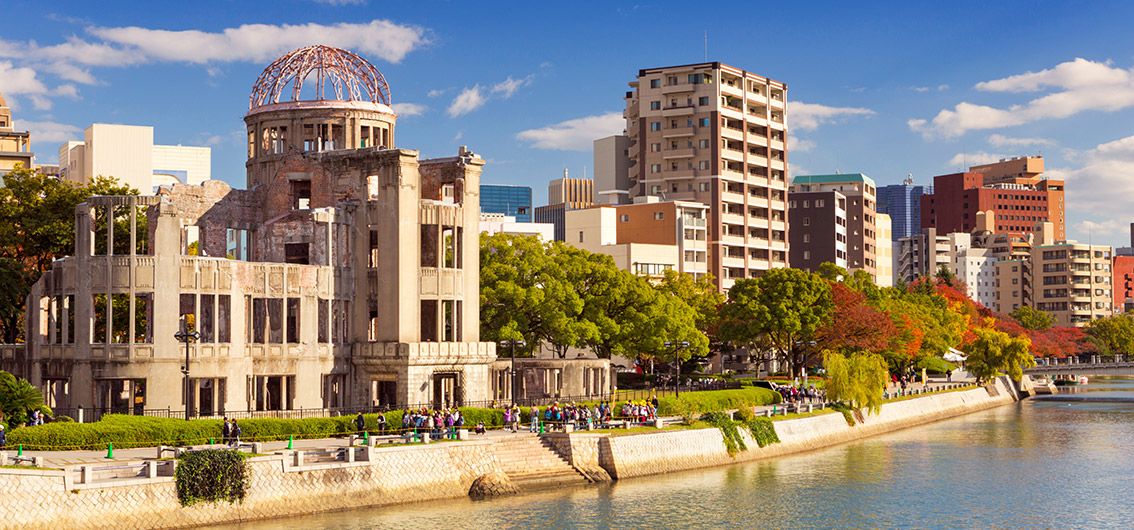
xmin=777 ymin=384 xmax=825 ymax=404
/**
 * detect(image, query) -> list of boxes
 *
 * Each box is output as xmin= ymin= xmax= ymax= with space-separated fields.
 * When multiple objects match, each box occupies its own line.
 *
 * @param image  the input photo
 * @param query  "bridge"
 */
xmin=1024 ymin=355 xmax=1134 ymax=377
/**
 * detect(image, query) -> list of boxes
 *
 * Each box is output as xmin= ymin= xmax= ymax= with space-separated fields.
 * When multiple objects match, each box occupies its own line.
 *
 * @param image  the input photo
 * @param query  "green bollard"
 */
xmin=105 ymin=442 xmax=114 ymax=459
xmin=17 ymin=444 xmax=23 ymax=456
xmin=210 ymin=438 xmax=215 ymax=445
xmin=287 ymin=435 xmax=294 ymax=450
xmin=363 ymin=431 xmax=370 ymax=446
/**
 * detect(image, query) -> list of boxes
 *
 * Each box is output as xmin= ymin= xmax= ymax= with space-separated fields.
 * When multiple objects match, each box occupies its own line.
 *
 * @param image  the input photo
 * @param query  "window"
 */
xmin=284 ymin=243 xmax=309 ymax=265
xmin=699 ymin=182 xmax=710 ymax=192
xmin=698 ymin=118 xmax=711 ymax=127
xmin=650 ymin=101 xmax=661 ymax=110
xmin=654 ymin=212 xmax=664 ymax=220
xmin=651 ymin=143 xmax=661 ymax=152
xmin=650 ymin=79 xmax=660 ymax=89
xmin=620 ymin=214 xmax=630 ymax=222
xmin=698 ymin=139 xmax=709 ymax=148
xmin=816 ymin=199 xmax=824 ymax=208
xmin=698 ymin=96 xmax=710 ymax=106
xmin=698 ymin=161 xmax=710 ymax=170
xmin=650 ymin=164 xmax=661 ymax=173
xmin=803 ymin=217 xmax=811 ymax=226
xmin=803 ymin=234 xmax=810 ymax=243
xmin=650 ymin=122 xmax=661 ymax=131
xmin=688 ymin=73 xmax=703 ymax=84
xmin=803 ymin=250 xmax=811 ymax=260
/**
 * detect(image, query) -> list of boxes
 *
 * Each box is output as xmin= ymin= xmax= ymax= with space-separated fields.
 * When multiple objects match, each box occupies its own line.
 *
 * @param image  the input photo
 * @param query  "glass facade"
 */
xmin=877 ymin=183 xmax=932 ymax=241
xmin=481 ymin=184 xmax=533 ymax=222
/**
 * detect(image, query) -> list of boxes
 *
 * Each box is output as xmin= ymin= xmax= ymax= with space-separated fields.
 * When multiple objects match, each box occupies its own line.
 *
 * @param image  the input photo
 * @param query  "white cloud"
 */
xmin=1074 ymin=219 xmax=1126 ymax=237
xmin=791 ymin=137 xmax=816 ymax=153
xmin=392 ymin=102 xmax=426 ymax=117
xmin=516 ymin=112 xmax=624 ymax=151
xmin=491 ymin=75 xmax=532 ymax=98
xmin=911 ymin=58 xmax=1134 ymax=138
xmin=912 ymin=86 xmax=931 ymax=93
xmin=89 ymin=19 xmax=427 ymax=64
xmin=0 ymin=61 xmax=48 ymax=96
xmin=946 ymin=151 xmax=1006 ymax=168
xmin=427 ymin=89 xmax=446 ymax=98
xmin=12 ymin=120 xmax=80 ymax=143
xmin=937 ymin=84 xmax=950 ymax=91
xmin=1055 ymin=135 xmax=1134 ymax=243
xmin=987 ymin=134 xmax=1055 ymax=148
xmin=789 ymin=101 xmax=875 ymax=131
xmin=447 ymin=86 xmax=485 ymax=117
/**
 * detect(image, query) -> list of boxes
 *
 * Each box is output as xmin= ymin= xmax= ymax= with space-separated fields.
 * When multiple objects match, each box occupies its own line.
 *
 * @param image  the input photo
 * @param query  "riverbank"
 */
xmin=0 ymin=378 xmax=1017 ymax=529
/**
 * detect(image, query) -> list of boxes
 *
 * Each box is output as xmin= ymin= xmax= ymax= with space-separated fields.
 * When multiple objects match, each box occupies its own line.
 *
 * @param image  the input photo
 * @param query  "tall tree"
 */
xmin=718 ymin=268 xmax=834 ymax=378
xmin=1086 ymin=313 xmax=1134 ymax=357
xmin=965 ymin=327 xmax=1034 ymax=383
xmin=823 ymin=351 xmax=889 ymax=414
xmin=1009 ymin=306 xmax=1055 ymax=331
xmin=817 ymin=283 xmax=897 ymax=354
xmin=656 ymin=269 xmax=725 ymax=350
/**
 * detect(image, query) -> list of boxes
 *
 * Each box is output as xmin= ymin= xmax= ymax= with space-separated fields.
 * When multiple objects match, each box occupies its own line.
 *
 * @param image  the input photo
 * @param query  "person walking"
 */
xmin=229 ymin=420 xmax=242 ymax=448
xmin=377 ymin=413 xmax=388 ymax=434
xmin=354 ymin=412 xmax=366 ymax=433
xmin=221 ymin=417 xmax=231 ymax=446
xmin=529 ymin=405 xmax=539 ymax=433
xmin=511 ymin=404 xmax=521 ymax=433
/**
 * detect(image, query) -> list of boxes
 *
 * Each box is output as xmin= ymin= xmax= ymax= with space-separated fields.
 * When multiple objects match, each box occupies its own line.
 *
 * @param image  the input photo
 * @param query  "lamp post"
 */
xmin=499 ymin=338 xmax=526 ymax=408
xmin=665 ymin=341 xmax=690 ymax=397
xmin=175 ymin=327 xmax=200 ymax=421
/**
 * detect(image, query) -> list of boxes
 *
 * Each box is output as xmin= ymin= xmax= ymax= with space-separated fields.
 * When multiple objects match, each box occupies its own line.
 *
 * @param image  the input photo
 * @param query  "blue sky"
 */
xmin=3 ymin=0 xmax=1134 ymax=246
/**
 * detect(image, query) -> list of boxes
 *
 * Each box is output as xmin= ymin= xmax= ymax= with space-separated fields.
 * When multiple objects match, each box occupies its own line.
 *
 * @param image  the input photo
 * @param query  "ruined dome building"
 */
xmin=14 ymin=46 xmax=610 ymax=416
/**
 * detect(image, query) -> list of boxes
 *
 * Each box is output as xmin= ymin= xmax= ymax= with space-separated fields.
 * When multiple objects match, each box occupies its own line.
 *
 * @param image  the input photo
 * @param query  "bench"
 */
xmin=0 ymin=452 xmax=43 ymax=467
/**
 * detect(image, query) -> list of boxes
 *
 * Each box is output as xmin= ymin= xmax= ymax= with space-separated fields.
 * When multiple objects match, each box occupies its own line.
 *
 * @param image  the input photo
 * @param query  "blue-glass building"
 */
xmin=481 ymin=184 xmax=533 ymax=222
xmin=877 ymin=182 xmax=932 ymax=241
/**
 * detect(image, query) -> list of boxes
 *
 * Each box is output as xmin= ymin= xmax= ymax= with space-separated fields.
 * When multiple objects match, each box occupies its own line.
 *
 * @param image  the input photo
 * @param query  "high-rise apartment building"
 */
xmin=789 ymin=174 xmax=878 ymax=278
xmin=876 ymin=214 xmax=893 ymax=287
xmin=877 ymin=177 xmax=931 ymax=241
xmin=534 ymin=173 xmax=595 ymax=241
xmin=481 ymin=184 xmax=533 ymax=222
xmin=1032 ymin=241 xmax=1113 ymax=326
xmin=59 ymin=123 xmax=211 ymax=192
xmin=622 ymin=62 xmax=789 ymax=291
xmin=921 ymin=156 xmax=1065 ymax=242
xmin=0 ymin=92 xmax=35 ymax=175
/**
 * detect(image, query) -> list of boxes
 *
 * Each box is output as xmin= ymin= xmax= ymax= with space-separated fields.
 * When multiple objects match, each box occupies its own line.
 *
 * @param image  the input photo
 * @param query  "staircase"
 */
xmin=491 ymin=433 xmax=591 ymax=490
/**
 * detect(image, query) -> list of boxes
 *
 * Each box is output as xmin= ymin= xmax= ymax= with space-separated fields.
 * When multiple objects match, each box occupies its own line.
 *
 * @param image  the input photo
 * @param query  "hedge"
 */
xmin=6 ymin=407 xmax=507 ymax=450
xmin=656 ymin=387 xmax=781 ymax=416
xmin=175 ymin=450 xmax=250 ymax=506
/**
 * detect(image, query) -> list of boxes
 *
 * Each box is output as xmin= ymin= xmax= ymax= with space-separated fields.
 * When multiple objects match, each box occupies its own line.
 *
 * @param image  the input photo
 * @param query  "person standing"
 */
xmin=0 ymin=423 xmax=6 ymax=448
xmin=230 ymin=420 xmax=242 ymax=448
xmin=221 ymin=417 xmax=231 ymax=446
xmin=354 ymin=412 xmax=366 ymax=433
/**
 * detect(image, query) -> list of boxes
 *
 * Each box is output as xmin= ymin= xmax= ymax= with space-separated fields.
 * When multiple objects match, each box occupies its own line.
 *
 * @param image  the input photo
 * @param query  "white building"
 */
xmin=479 ymin=213 xmax=555 ymax=241
xmin=59 ymin=123 xmax=211 ymax=192
xmin=948 ymin=232 xmax=998 ymax=308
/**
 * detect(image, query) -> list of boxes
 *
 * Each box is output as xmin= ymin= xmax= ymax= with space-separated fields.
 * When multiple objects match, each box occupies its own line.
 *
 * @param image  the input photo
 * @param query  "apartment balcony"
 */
xmin=661 ymin=83 xmax=695 ymax=95
xmin=745 ymin=114 xmax=769 ymax=128
xmin=748 ymin=135 xmax=769 ymax=148
xmin=721 ymin=255 xmax=747 ymax=269
xmin=720 ymin=212 xmax=745 ymax=226
xmin=770 ymin=159 xmax=786 ymax=171
xmin=770 ymin=139 xmax=785 ymax=151
xmin=747 ymin=197 xmax=770 ymax=209
xmin=722 ymin=148 xmax=745 ymax=163
xmin=747 ymin=92 xmax=769 ymax=106
xmin=662 ymin=104 xmax=696 ymax=117
xmin=663 ymin=148 xmax=696 ymax=159
xmin=721 ymin=126 xmax=744 ymax=142
xmin=721 ymin=190 xmax=746 ymax=204
xmin=720 ymin=234 xmax=746 ymax=247
xmin=721 ymin=106 xmax=745 ymax=121
xmin=663 ymin=126 xmax=696 ymax=138
xmin=748 ymin=154 xmax=769 ymax=167
xmin=721 ymin=82 xmax=744 ymax=98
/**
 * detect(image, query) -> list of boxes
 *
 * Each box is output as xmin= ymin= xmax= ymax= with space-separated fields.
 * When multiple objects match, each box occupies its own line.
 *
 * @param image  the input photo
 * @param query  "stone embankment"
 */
xmin=0 ymin=378 xmax=1016 ymax=529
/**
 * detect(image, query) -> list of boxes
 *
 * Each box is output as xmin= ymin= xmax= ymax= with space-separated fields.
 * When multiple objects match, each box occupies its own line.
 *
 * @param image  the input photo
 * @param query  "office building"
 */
xmin=621 ymin=62 xmax=789 ymax=291
xmin=534 ymin=173 xmax=594 ymax=241
xmin=594 ymin=135 xmax=631 ymax=205
xmin=59 ymin=123 xmax=211 ymax=192
xmin=0 ymin=92 xmax=35 ymax=176
xmin=564 ymin=198 xmax=709 ymax=280
xmin=877 ymin=177 xmax=931 ymax=241
xmin=1032 ymin=240 xmax=1113 ymax=326
xmin=921 ymin=156 xmax=1065 ymax=242
xmin=790 ymin=173 xmax=878 ymax=279
xmin=481 ymin=184 xmax=533 ymax=222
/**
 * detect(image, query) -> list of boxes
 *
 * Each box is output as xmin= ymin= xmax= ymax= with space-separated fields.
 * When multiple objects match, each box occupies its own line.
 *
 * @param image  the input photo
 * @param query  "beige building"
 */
xmin=59 ymin=124 xmax=211 ymax=192
xmin=565 ymin=198 xmax=709 ymax=280
xmin=18 ymin=45 xmax=611 ymax=416
xmin=0 ymin=93 xmax=35 ymax=175
xmin=876 ymin=214 xmax=893 ymax=287
xmin=789 ymin=173 xmax=878 ymax=281
xmin=534 ymin=173 xmax=595 ymax=241
xmin=1032 ymin=241 xmax=1113 ymax=326
xmin=622 ymin=62 xmax=789 ymax=291
xmin=897 ymin=227 xmax=950 ymax=284
xmin=594 ymin=135 xmax=631 ymax=205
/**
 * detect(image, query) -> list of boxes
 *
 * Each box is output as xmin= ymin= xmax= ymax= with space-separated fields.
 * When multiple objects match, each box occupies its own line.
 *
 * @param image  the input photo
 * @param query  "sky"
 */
xmin=3 ymin=0 xmax=1134 ymax=246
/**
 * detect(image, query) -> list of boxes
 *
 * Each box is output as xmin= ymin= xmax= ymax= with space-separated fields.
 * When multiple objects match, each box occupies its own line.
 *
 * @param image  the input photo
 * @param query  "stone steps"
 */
xmin=490 ymin=434 xmax=590 ymax=489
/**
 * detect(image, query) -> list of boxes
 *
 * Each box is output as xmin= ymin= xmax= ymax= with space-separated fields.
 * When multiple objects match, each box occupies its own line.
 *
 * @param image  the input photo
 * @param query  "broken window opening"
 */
xmin=134 ymin=293 xmax=153 ymax=344
xmin=318 ymin=299 xmax=329 ymax=343
xmin=368 ymin=230 xmax=379 ymax=268
xmin=217 ymin=295 xmax=231 ymax=343
xmin=200 ymin=294 xmax=215 ymax=343
xmin=420 ymin=300 xmax=438 ymax=342
xmin=420 ymin=225 xmax=439 ymax=268
xmin=226 ymin=228 xmax=250 ymax=260
xmin=92 ymin=294 xmax=108 ymax=344
xmin=286 ymin=297 xmax=300 ymax=344
xmin=291 ymin=180 xmax=311 ymax=210
xmin=183 ymin=225 xmax=201 ymax=256
xmin=267 ymin=298 xmax=283 ymax=343
xmin=179 ymin=293 xmax=197 ymax=334
xmin=285 ymin=243 xmax=309 ymax=264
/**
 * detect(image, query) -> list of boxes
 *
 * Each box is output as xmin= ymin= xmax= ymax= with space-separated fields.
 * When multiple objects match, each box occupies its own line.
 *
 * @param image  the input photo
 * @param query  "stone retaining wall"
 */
xmin=0 ymin=441 xmax=502 ymax=530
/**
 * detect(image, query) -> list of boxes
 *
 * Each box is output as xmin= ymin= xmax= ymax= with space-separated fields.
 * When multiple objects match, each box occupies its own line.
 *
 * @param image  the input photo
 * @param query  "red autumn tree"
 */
xmin=817 ymin=283 xmax=898 ymax=354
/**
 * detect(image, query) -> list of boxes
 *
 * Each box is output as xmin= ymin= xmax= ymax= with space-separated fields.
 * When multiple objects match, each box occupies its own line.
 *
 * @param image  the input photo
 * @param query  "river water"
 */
xmin=230 ymin=378 xmax=1134 ymax=529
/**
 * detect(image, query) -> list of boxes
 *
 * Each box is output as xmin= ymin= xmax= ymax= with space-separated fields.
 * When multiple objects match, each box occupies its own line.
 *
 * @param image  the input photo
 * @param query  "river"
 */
xmin=228 ymin=378 xmax=1134 ymax=529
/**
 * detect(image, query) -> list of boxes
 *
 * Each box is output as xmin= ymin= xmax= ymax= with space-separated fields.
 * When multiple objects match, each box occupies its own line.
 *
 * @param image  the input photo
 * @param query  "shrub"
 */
xmin=656 ymin=387 xmax=780 ymax=416
xmin=744 ymin=417 xmax=779 ymax=448
xmin=175 ymin=450 xmax=250 ymax=506
xmin=705 ymin=411 xmax=746 ymax=455
xmin=734 ymin=407 xmax=754 ymax=422
xmin=917 ymin=356 xmax=958 ymax=375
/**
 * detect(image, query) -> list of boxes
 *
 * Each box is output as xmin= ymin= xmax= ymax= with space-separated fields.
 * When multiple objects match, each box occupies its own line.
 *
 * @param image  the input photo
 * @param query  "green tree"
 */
xmin=1086 ymin=313 xmax=1134 ymax=356
xmin=0 ymin=370 xmax=46 ymax=427
xmin=656 ymin=269 xmax=725 ymax=350
xmin=1010 ymin=306 xmax=1055 ymax=331
xmin=823 ymin=351 xmax=889 ymax=414
xmin=631 ymin=290 xmax=710 ymax=367
xmin=0 ymin=166 xmax=135 ymax=342
xmin=576 ymin=253 xmax=655 ymax=359
xmin=965 ymin=327 xmax=1035 ymax=383
xmin=718 ymin=268 xmax=834 ymax=378
xmin=480 ymin=233 xmax=569 ymax=355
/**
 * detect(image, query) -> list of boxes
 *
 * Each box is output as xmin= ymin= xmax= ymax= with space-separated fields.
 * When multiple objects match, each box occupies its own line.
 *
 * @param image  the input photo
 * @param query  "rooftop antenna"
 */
xmin=904 ymin=172 xmax=914 ymax=186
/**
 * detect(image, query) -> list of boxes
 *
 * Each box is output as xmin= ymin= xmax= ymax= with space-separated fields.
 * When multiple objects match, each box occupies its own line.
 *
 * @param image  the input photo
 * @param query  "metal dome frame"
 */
xmin=249 ymin=45 xmax=392 ymax=109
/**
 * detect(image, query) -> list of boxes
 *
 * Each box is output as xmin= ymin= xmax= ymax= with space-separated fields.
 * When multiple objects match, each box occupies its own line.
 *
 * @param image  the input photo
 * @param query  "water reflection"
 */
xmin=227 ymin=379 xmax=1134 ymax=529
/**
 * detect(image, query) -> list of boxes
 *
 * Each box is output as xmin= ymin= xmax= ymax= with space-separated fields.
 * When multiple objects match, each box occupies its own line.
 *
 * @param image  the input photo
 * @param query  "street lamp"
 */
xmin=665 ymin=341 xmax=690 ymax=397
xmin=175 ymin=326 xmax=200 ymax=421
xmin=499 ymin=338 xmax=526 ymax=408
